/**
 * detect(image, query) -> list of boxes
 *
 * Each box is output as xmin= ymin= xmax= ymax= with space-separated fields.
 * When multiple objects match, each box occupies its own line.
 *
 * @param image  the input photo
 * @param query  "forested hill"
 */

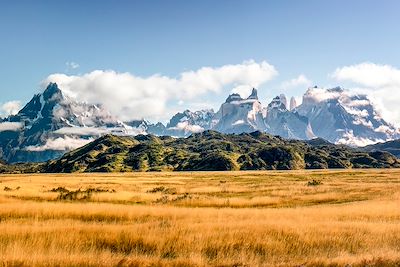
xmin=36 ymin=131 xmax=400 ymax=173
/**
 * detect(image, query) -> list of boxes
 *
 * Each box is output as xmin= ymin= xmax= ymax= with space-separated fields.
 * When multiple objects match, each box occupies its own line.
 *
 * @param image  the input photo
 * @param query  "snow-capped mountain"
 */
xmin=213 ymin=88 xmax=266 ymax=134
xmin=296 ymin=86 xmax=399 ymax=146
xmin=0 ymin=83 xmax=141 ymax=162
xmin=125 ymin=119 xmax=167 ymax=136
xmin=264 ymin=95 xmax=315 ymax=140
xmin=125 ymin=110 xmax=216 ymax=137
xmin=1 ymin=83 xmax=399 ymax=163
xmin=164 ymin=109 xmax=215 ymax=137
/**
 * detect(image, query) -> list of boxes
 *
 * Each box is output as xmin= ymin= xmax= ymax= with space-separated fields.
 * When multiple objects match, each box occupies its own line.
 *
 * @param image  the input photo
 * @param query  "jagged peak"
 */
xmin=126 ymin=119 xmax=149 ymax=128
xmin=176 ymin=109 xmax=214 ymax=116
xmin=279 ymin=94 xmax=287 ymax=108
xmin=247 ymin=88 xmax=258 ymax=100
xmin=268 ymin=96 xmax=287 ymax=111
xmin=42 ymin=82 xmax=63 ymax=101
xmin=290 ymin=97 xmax=297 ymax=111
xmin=225 ymin=93 xmax=243 ymax=103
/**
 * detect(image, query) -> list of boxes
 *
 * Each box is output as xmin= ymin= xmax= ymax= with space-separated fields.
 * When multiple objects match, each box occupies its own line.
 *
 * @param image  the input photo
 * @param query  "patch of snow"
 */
xmin=232 ymin=120 xmax=245 ymax=125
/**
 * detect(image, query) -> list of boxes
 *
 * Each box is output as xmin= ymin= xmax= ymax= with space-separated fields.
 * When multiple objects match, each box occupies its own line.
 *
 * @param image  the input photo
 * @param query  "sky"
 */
xmin=1 ymin=0 xmax=400 ymax=123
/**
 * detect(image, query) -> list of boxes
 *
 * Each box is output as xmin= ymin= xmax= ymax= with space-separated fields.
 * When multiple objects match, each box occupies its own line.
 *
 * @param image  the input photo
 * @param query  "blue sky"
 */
xmin=1 ymin=0 xmax=400 ymax=122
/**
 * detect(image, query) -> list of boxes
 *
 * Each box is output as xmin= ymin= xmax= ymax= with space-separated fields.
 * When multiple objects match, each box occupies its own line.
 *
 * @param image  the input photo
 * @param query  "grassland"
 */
xmin=0 ymin=170 xmax=399 ymax=266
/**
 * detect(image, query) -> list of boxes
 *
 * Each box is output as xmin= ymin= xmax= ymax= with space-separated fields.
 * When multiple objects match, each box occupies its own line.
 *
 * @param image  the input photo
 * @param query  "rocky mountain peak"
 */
xmin=42 ymin=82 xmax=63 ymax=102
xmin=247 ymin=88 xmax=258 ymax=100
xmin=166 ymin=109 xmax=215 ymax=133
xmin=290 ymin=97 xmax=297 ymax=111
xmin=225 ymin=93 xmax=243 ymax=103
xmin=15 ymin=83 xmax=64 ymax=122
xmin=279 ymin=94 xmax=287 ymax=108
xmin=2 ymin=83 xmax=400 ymax=163
xmin=267 ymin=96 xmax=287 ymax=111
xmin=297 ymin=86 xmax=399 ymax=146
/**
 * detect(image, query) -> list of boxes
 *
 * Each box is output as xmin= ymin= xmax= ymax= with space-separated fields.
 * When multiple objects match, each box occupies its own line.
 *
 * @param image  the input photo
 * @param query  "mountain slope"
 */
xmin=296 ymin=86 xmax=399 ymax=146
xmin=362 ymin=139 xmax=400 ymax=158
xmin=1 ymin=84 xmax=399 ymax=164
xmin=39 ymin=131 xmax=400 ymax=173
xmin=213 ymin=89 xmax=266 ymax=134
xmin=0 ymin=83 xmax=136 ymax=163
xmin=164 ymin=109 xmax=215 ymax=137
xmin=264 ymin=95 xmax=314 ymax=139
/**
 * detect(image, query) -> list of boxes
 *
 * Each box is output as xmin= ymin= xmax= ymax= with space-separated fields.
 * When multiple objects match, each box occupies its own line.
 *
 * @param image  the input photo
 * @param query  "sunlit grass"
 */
xmin=0 ymin=169 xmax=399 ymax=266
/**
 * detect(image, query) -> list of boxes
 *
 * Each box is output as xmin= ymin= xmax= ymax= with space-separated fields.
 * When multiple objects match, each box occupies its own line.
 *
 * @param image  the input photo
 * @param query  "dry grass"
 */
xmin=0 ymin=169 xmax=399 ymax=266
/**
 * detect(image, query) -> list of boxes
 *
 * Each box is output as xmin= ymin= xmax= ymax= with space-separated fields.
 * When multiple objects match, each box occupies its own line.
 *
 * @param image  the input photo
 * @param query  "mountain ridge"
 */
xmin=0 ymin=83 xmax=399 ymax=163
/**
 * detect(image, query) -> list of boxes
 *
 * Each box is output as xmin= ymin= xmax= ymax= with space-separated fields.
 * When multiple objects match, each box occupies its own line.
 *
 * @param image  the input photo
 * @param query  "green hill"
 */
xmin=37 ymin=131 xmax=400 ymax=173
xmin=363 ymin=140 xmax=400 ymax=158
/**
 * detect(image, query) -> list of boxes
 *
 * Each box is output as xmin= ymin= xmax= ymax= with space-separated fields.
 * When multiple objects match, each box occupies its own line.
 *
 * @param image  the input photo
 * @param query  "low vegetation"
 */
xmin=0 ymin=169 xmax=399 ymax=266
xmin=2 ymin=131 xmax=398 ymax=173
xmin=42 ymin=132 xmax=400 ymax=172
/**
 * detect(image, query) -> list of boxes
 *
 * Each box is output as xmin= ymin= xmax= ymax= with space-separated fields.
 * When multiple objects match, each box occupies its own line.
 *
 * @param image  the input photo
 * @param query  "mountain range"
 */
xmin=0 ymin=83 xmax=399 ymax=163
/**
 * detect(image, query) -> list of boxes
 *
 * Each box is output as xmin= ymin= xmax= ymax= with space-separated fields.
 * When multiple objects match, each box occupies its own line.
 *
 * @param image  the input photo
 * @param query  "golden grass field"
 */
xmin=0 ymin=169 xmax=399 ymax=266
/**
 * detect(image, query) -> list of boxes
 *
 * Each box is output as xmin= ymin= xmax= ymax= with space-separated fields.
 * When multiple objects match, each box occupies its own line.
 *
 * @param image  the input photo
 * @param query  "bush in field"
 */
xmin=307 ymin=179 xmax=322 ymax=186
xmin=50 ymin=187 xmax=115 ymax=201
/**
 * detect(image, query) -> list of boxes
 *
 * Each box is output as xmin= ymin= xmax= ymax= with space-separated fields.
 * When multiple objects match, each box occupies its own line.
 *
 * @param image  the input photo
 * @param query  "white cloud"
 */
xmin=66 ymin=61 xmax=80 ymax=70
xmin=24 ymin=136 xmax=93 ymax=152
xmin=331 ymin=62 xmax=400 ymax=125
xmin=1 ymin=101 xmax=21 ymax=116
xmin=336 ymin=130 xmax=384 ymax=147
xmin=169 ymin=121 xmax=204 ymax=134
xmin=0 ymin=122 xmax=23 ymax=132
xmin=281 ymin=74 xmax=312 ymax=90
xmin=303 ymin=87 xmax=343 ymax=103
xmin=54 ymin=127 xmax=111 ymax=136
xmin=374 ymin=125 xmax=397 ymax=135
xmin=231 ymin=85 xmax=253 ymax=98
xmin=54 ymin=126 xmax=145 ymax=136
xmin=43 ymin=60 xmax=278 ymax=121
xmin=332 ymin=62 xmax=400 ymax=88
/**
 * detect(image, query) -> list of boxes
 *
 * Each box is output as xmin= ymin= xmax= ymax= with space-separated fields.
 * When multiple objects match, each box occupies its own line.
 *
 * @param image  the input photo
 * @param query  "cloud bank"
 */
xmin=25 ymin=136 xmax=93 ymax=152
xmin=332 ymin=62 xmax=400 ymax=88
xmin=0 ymin=122 xmax=23 ymax=132
xmin=43 ymin=60 xmax=277 ymax=121
xmin=1 ymin=101 xmax=21 ymax=116
xmin=332 ymin=62 xmax=400 ymax=125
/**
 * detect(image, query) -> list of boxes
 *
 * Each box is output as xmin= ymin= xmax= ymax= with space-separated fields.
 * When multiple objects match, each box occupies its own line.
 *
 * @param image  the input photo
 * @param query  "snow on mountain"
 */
xmin=124 ymin=119 xmax=167 ymax=136
xmin=163 ymin=109 xmax=215 ymax=137
xmin=264 ymin=95 xmax=315 ymax=140
xmin=1 ymin=83 xmax=400 ymax=163
xmin=296 ymin=86 xmax=399 ymax=146
xmin=0 ymin=83 xmax=143 ymax=162
xmin=213 ymin=88 xmax=266 ymax=134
